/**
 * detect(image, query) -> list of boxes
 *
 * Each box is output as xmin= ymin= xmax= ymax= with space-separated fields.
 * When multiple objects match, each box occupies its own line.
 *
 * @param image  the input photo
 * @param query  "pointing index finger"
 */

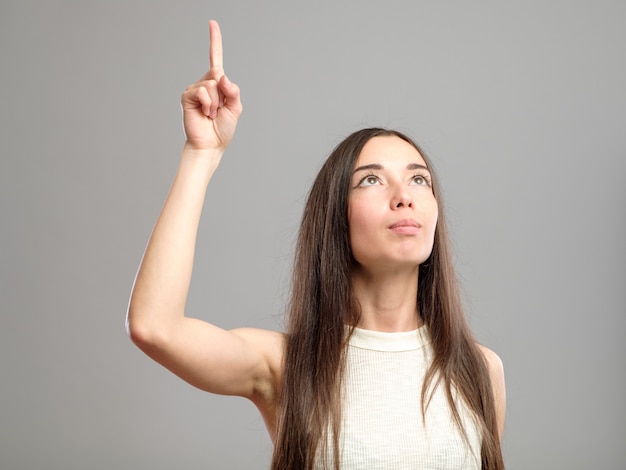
xmin=209 ymin=20 xmax=223 ymax=72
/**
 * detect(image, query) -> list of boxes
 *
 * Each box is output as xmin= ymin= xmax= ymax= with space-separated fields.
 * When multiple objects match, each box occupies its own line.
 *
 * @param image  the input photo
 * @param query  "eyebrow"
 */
xmin=353 ymin=163 xmax=430 ymax=173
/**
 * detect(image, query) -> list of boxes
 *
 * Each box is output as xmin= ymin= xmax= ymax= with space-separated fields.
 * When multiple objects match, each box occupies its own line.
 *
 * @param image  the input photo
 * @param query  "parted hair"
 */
xmin=271 ymin=128 xmax=504 ymax=470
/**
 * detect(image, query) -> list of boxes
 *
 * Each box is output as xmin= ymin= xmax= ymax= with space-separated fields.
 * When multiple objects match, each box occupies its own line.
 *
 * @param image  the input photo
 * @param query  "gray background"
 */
xmin=1 ymin=1 xmax=624 ymax=469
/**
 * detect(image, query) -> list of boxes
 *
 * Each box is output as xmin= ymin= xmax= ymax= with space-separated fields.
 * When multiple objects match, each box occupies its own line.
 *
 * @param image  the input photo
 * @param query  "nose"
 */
xmin=391 ymin=187 xmax=413 ymax=209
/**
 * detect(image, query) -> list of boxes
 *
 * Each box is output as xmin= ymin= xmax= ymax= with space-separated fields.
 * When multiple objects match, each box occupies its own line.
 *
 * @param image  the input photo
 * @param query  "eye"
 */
xmin=410 ymin=174 xmax=431 ymax=186
xmin=358 ymin=174 xmax=381 ymax=187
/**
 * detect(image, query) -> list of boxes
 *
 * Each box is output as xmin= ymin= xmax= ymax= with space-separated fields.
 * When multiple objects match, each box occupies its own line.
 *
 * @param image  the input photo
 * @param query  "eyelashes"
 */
xmin=410 ymin=174 xmax=432 ymax=187
xmin=356 ymin=172 xmax=432 ymax=188
xmin=358 ymin=173 xmax=381 ymax=187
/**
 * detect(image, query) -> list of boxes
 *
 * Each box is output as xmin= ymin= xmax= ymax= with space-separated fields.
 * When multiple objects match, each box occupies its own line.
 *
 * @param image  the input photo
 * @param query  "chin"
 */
xmin=352 ymin=247 xmax=433 ymax=272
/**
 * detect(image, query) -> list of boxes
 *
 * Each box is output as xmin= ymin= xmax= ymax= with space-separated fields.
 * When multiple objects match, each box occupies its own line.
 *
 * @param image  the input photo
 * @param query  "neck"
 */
xmin=351 ymin=265 xmax=421 ymax=332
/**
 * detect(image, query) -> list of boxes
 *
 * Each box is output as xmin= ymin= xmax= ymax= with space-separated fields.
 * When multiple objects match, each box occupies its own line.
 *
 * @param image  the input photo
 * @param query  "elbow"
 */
xmin=126 ymin=305 xmax=167 ymax=354
xmin=127 ymin=318 xmax=151 ymax=350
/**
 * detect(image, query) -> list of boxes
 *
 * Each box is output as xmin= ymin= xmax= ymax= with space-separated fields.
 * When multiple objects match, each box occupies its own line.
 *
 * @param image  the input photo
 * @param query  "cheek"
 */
xmin=418 ymin=196 xmax=439 ymax=247
xmin=348 ymin=203 xmax=365 ymax=239
xmin=427 ymin=215 xmax=438 ymax=246
xmin=427 ymin=199 xmax=438 ymax=227
xmin=347 ymin=200 xmax=377 ymax=255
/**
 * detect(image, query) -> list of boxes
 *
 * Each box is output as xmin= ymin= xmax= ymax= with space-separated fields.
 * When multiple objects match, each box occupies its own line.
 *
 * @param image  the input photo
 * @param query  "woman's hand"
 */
xmin=181 ymin=20 xmax=242 ymax=151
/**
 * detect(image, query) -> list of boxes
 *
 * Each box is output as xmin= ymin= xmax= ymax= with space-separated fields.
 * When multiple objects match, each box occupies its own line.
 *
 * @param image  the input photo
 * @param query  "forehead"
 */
xmin=355 ymin=135 xmax=427 ymax=168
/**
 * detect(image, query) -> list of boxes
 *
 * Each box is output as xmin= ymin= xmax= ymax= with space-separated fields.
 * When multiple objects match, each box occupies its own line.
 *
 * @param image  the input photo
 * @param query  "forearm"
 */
xmin=127 ymin=145 xmax=223 ymax=339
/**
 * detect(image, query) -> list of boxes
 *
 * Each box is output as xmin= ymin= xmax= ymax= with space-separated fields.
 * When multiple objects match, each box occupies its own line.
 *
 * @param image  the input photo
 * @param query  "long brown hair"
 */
xmin=271 ymin=128 xmax=504 ymax=469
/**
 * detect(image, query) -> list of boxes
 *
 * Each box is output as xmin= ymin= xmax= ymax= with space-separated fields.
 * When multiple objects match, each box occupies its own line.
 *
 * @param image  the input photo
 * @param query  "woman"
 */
xmin=127 ymin=20 xmax=505 ymax=469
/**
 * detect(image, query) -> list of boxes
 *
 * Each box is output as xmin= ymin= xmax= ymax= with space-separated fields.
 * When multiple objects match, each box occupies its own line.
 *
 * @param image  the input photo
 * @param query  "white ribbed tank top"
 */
xmin=316 ymin=326 xmax=481 ymax=469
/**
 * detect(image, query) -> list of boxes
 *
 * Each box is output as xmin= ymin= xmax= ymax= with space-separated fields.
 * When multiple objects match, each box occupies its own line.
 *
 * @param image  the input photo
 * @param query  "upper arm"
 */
xmin=477 ymin=344 xmax=506 ymax=440
xmin=130 ymin=317 xmax=285 ymax=403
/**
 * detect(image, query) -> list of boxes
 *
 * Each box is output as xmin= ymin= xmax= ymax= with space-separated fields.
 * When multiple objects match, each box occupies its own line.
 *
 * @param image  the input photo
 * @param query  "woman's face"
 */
xmin=348 ymin=135 xmax=438 ymax=273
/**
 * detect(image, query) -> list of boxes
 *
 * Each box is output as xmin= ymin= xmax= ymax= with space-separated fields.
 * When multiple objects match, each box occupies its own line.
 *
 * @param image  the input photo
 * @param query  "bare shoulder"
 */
xmin=476 ymin=344 xmax=504 ymax=375
xmin=476 ymin=343 xmax=506 ymax=439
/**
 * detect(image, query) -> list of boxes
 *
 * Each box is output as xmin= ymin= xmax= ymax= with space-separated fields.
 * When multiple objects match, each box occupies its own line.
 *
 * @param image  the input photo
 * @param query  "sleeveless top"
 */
xmin=315 ymin=326 xmax=482 ymax=469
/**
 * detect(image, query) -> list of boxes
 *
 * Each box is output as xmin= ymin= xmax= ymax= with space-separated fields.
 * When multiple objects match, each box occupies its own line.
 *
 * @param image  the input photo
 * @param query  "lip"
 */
xmin=388 ymin=218 xmax=421 ymax=234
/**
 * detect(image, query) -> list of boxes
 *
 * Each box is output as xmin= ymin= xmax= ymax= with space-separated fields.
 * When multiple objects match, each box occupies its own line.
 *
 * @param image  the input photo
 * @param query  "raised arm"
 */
xmin=126 ymin=21 xmax=283 ymax=409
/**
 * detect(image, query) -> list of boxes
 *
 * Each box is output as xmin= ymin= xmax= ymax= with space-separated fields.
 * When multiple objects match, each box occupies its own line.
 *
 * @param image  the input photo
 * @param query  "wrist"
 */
xmin=180 ymin=144 xmax=225 ymax=179
xmin=182 ymin=142 xmax=224 ymax=162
